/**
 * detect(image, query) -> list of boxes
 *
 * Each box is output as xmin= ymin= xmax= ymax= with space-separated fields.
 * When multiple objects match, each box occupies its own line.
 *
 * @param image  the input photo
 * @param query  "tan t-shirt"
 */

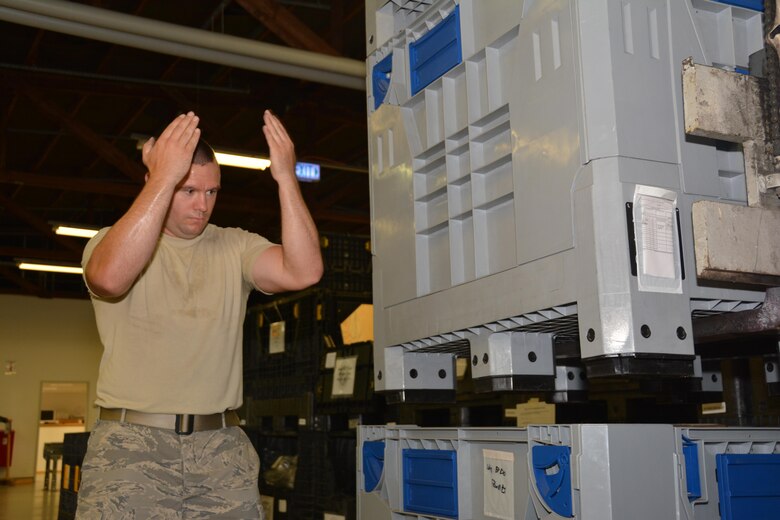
xmin=82 ymin=224 xmax=273 ymax=414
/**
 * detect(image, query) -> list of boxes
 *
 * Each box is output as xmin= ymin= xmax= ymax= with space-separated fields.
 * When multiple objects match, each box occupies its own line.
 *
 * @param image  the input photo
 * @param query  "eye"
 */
xmin=183 ymin=187 xmax=195 ymax=195
xmin=207 ymin=189 xmax=218 ymax=197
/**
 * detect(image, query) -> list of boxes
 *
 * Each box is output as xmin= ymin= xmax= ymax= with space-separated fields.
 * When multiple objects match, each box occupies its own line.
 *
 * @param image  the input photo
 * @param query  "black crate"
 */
xmin=319 ymin=269 xmax=373 ymax=293
xmin=316 ymin=342 xmax=376 ymax=418
xmin=319 ymin=234 xmax=371 ymax=274
xmin=317 ymin=234 xmax=373 ymax=294
xmin=322 ymin=495 xmax=356 ymax=520
xmin=246 ymin=427 xmax=360 ymax=520
xmin=243 ymin=289 xmax=372 ymax=400
xmin=244 ymin=289 xmax=340 ymax=370
xmin=243 ymin=394 xmax=314 ymax=433
xmin=57 ymin=489 xmax=79 ymax=520
xmin=289 ymin=430 xmax=332 ymax=519
xmin=59 ymin=431 xmax=91 ymax=519
xmin=61 ymin=431 xmax=90 ymax=466
xmin=293 ymin=431 xmax=357 ymax=519
xmin=258 ymin=491 xmax=291 ymax=520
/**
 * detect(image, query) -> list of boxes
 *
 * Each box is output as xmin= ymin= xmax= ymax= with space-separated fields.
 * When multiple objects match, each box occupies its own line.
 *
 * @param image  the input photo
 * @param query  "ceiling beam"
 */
xmin=235 ymin=0 xmax=341 ymax=55
xmin=21 ymin=88 xmax=147 ymax=183
xmin=0 ymin=247 xmax=80 ymax=263
xmin=0 ymin=191 xmax=83 ymax=253
xmin=0 ymin=170 xmax=139 ymax=197
xmin=0 ymin=265 xmax=47 ymax=298
xmin=0 ymin=66 xmax=252 ymax=102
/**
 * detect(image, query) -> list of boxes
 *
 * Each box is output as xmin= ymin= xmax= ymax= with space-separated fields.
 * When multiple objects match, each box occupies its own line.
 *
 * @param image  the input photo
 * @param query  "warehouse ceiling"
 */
xmin=0 ymin=0 xmax=371 ymax=299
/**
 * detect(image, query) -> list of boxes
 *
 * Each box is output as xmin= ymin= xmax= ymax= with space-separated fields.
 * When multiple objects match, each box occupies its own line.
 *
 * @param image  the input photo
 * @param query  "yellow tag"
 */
xmin=316 ymin=303 xmax=323 ymax=321
xmin=74 ymin=465 xmax=81 ymax=492
xmin=293 ymin=303 xmax=299 ymax=319
xmin=62 ymin=464 xmax=71 ymax=490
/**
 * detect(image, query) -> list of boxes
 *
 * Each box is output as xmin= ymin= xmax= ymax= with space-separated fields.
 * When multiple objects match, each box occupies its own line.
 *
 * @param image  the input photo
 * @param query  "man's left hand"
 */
xmin=262 ymin=110 xmax=296 ymax=185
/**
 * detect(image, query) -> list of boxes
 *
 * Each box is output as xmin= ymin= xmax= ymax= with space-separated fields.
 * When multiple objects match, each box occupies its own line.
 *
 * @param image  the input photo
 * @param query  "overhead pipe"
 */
xmin=0 ymin=0 xmax=366 ymax=91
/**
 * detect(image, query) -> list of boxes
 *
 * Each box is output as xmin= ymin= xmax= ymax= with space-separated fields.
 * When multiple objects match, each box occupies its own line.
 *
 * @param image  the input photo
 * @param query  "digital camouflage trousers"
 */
xmin=76 ymin=420 xmax=264 ymax=519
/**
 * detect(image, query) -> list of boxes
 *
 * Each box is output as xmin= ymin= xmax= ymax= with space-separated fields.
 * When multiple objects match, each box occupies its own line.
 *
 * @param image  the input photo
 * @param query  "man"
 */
xmin=77 ymin=110 xmax=323 ymax=518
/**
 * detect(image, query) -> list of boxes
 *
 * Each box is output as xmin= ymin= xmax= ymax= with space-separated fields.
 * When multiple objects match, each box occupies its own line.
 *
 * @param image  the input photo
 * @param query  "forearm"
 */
xmin=252 ymin=109 xmax=323 ymax=292
xmin=86 ymin=179 xmax=175 ymax=297
xmin=277 ymin=178 xmax=323 ymax=287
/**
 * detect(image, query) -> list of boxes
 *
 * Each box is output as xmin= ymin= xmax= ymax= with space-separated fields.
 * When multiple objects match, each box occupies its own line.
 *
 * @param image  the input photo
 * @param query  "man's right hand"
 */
xmin=142 ymin=111 xmax=201 ymax=186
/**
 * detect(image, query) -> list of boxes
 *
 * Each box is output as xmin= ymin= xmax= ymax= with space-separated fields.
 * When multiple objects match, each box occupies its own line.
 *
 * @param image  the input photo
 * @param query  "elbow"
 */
xmin=290 ymin=258 xmax=324 ymax=291
xmin=85 ymin=263 xmax=131 ymax=299
xmin=308 ymin=261 xmax=324 ymax=287
xmin=295 ymin=260 xmax=324 ymax=290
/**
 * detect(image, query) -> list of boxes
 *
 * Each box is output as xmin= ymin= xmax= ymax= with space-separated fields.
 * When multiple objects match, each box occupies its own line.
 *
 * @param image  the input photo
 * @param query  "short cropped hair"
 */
xmin=193 ymin=139 xmax=216 ymax=166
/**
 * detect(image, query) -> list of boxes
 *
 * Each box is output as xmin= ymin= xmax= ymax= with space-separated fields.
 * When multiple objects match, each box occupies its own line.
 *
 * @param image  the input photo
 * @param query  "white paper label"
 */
xmin=331 ymin=356 xmax=358 ymax=397
xmin=483 ymin=449 xmax=514 ymax=520
xmin=269 ymin=321 xmax=285 ymax=354
xmin=640 ymin=196 xmax=675 ymax=278
xmin=633 ymin=186 xmax=682 ymax=294
xmin=325 ymin=351 xmax=337 ymax=369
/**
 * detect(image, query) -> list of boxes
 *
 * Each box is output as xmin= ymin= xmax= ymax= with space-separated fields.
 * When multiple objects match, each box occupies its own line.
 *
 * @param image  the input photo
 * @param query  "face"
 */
xmin=163 ymin=162 xmax=221 ymax=239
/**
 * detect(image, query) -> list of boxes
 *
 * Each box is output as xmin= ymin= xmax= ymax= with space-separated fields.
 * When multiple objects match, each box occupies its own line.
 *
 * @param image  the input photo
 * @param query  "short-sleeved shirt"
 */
xmin=82 ymin=224 xmax=273 ymax=414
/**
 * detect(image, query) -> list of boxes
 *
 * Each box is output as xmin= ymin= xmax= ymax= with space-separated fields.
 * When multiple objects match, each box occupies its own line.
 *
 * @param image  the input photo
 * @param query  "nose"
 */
xmin=194 ymin=192 xmax=208 ymax=212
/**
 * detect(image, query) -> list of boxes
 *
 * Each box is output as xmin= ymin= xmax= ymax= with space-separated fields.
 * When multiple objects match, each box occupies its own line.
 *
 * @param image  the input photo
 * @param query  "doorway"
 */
xmin=35 ymin=382 xmax=88 ymax=474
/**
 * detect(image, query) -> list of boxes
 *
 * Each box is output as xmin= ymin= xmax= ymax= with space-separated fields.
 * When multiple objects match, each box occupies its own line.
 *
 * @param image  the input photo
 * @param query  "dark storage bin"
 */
xmin=58 ymin=431 xmax=91 ymax=520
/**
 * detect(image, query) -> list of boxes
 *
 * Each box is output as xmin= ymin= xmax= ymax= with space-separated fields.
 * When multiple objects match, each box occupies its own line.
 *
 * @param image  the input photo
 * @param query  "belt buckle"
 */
xmin=175 ymin=414 xmax=194 ymax=435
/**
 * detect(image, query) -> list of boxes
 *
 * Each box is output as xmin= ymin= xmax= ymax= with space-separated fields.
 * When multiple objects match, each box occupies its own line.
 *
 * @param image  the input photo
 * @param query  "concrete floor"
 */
xmin=0 ymin=476 xmax=60 ymax=520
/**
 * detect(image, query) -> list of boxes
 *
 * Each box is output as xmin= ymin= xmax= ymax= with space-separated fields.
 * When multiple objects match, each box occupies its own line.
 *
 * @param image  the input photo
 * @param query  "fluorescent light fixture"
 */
xmin=214 ymin=152 xmax=271 ymax=170
xmin=54 ymin=225 xmax=99 ymax=238
xmin=18 ymin=262 xmax=83 ymax=275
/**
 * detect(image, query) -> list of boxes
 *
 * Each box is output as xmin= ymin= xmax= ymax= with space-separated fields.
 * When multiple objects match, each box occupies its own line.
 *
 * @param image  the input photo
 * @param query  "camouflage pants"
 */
xmin=76 ymin=420 xmax=264 ymax=519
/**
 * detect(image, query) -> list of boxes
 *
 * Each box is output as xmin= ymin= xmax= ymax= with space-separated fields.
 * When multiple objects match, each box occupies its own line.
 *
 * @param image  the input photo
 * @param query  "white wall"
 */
xmin=0 ymin=295 xmax=101 ymax=479
xmin=40 ymin=386 xmax=89 ymax=421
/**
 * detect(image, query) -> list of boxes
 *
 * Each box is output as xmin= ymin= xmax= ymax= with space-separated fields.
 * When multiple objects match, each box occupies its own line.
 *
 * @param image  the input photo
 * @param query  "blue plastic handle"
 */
xmin=531 ymin=445 xmax=573 ymax=518
xmin=372 ymin=54 xmax=393 ymax=110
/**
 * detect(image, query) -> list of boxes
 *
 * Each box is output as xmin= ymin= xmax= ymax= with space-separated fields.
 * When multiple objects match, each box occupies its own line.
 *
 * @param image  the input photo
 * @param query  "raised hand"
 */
xmin=142 ymin=111 xmax=201 ymax=186
xmin=262 ymin=110 xmax=296 ymax=185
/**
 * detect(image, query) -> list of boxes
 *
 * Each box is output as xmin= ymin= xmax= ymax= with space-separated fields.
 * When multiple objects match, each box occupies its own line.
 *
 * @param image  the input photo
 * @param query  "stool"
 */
xmin=43 ymin=442 xmax=63 ymax=491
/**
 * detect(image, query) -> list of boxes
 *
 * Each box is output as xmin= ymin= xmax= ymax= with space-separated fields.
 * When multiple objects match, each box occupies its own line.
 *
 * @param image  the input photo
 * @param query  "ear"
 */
xmin=144 ymin=172 xmax=149 ymax=183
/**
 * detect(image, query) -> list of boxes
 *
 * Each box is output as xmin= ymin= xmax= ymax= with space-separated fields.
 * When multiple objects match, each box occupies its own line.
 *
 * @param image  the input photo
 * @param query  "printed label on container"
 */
xmin=633 ymin=185 xmax=682 ymax=294
xmin=331 ymin=355 xmax=358 ymax=397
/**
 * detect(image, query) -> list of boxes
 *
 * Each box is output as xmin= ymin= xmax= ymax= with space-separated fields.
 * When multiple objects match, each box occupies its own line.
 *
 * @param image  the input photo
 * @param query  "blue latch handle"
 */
xmin=372 ymin=54 xmax=393 ymax=110
xmin=681 ymin=435 xmax=702 ymax=502
xmin=532 ymin=445 xmax=573 ymax=518
xmin=363 ymin=440 xmax=385 ymax=492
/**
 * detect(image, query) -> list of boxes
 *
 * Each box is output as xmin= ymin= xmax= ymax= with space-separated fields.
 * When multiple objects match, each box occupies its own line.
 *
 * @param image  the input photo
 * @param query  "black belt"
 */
xmin=99 ymin=408 xmax=240 ymax=435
